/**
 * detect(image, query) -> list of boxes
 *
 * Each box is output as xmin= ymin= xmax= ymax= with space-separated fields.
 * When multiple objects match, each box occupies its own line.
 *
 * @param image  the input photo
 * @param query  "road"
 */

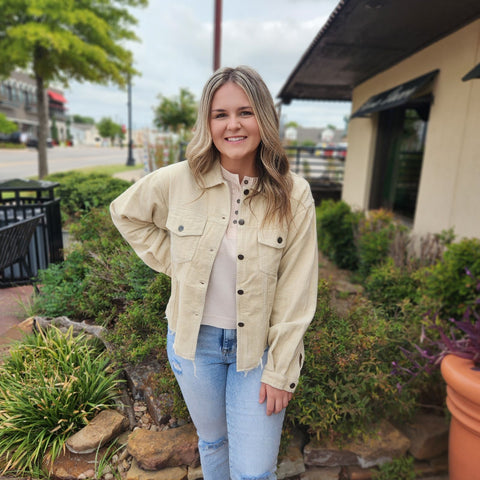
xmin=0 ymin=146 xmax=143 ymax=180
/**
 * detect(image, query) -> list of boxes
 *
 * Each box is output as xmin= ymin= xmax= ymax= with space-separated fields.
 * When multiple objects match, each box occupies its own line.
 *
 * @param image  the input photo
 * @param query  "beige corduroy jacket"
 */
xmin=110 ymin=160 xmax=318 ymax=392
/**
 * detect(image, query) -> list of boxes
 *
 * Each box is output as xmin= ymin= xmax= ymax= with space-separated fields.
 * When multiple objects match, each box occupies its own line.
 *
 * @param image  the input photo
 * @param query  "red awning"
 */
xmin=47 ymin=90 xmax=67 ymax=103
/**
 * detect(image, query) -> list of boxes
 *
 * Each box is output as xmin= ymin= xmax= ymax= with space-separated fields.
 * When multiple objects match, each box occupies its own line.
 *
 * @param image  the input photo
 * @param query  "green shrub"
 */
xmin=285 ymin=281 xmax=419 ymax=442
xmin=317 ymin=200 xmax=361 ymax=270
xmin=417 ymin=238 xmax=480 ymax=319
xmin=44 ymin=171 xmax=131 ymax=220
xmin=33 ymin=208 xmax=155 ymax=325
xmin=0 ymin=326 xmax=121 ymax=476
xmin=356 ymin=209 xmax=406 ymax=280
xmin=106 ymin=273 xmax=171 ymax=364
xmin=364 ymin=258 xmax=419 ymax=315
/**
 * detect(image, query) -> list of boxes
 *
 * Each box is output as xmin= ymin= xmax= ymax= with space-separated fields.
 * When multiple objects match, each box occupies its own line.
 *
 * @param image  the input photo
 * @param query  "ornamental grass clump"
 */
xmin=0 ymin=326 xmax=122 ymax=477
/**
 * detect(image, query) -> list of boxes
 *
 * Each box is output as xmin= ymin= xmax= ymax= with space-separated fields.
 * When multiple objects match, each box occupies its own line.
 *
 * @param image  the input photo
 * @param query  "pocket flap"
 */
xmin=166 ymin=211 xmax=206 ymax=236
xmin=258 ymin=228 xmax=287 ymax=249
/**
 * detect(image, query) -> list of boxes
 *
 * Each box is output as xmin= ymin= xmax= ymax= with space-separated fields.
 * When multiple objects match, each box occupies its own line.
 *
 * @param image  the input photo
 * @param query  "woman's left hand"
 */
xmin=259 ymin=382 xmax=293 ymax=416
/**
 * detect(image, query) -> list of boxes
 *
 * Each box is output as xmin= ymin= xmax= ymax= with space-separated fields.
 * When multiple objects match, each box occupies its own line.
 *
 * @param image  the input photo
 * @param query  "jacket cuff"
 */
xmin=260 ymin=369 xmax=299 ymax=393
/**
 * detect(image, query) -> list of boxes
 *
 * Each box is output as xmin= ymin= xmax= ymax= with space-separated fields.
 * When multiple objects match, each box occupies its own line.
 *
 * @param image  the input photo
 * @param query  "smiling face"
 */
xmin=209 ymin=81 xmax=261 ymax=177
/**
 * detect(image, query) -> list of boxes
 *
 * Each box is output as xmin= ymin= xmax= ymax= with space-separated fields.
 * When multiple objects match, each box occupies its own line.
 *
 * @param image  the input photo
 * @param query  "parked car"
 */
xmin=26 ymin=136 xmax=54 ymax=148
xmin=0 ymin=131 xmax=22 ymax=144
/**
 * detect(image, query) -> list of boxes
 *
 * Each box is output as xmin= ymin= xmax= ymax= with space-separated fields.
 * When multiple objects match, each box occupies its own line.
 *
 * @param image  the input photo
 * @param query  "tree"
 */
xmin=97 ymin=117 xmax=123 ymax=145
xmin=72 ymin=114 xmax=95 ymax=125
xmin=154 ymin=88 xmax=197 ymax=136
xmin=0 ymin=0 xmax=147 ymax=178
xmin=0 ymin=113 xmax=18 ymax=134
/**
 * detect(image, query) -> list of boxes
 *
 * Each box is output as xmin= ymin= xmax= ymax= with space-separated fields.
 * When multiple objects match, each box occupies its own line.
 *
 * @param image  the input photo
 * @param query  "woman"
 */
xmin=110 ymin=65 xmax=318 ymax=480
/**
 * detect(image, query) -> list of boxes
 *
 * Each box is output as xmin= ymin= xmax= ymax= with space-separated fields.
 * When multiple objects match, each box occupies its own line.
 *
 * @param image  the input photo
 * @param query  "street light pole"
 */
xmin=213 ymin=0 xmax=222 ymax=71
xmin=126 ymin=73 xmax=135 ymax=166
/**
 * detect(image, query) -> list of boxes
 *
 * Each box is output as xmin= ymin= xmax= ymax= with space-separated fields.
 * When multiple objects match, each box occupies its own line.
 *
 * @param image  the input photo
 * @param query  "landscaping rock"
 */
xmin=126 ymin=458 xmax=187 ymax=480
xmin=187 ymin=465 xmax=204 ymax=480
xmin=304 ymin=439 xmax=358 ymax=468
xmin=43 ymin=446 xmax=109 ymax=480
xmin=343 ymin=465 xmax=376 ymax=480
xmin=300 ymin=466 xmax=342 ymax=479
xmin=277 ymin=429 xmax=306 ymax=479
xmin=124 ymin=360 xmax=172 ymax=425
xmin=347 ymin=420 xmax=411 ymax=468
xmin=396 ymin=413 xmax=449 ymax=460
xmin=304 ymin=420 xmax=410 ymax=469
xmin=127 ymin=423 xmax=200 ymax=470
xmin=66 ymin=409 xmax=129 ymax=454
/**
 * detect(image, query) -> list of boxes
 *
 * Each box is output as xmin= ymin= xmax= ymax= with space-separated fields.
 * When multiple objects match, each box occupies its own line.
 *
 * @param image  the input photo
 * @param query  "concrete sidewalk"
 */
xmin=0 ymin=285 xmax=35 ymax=360
xmin=0 ymin=285 xmax=33 ymax=336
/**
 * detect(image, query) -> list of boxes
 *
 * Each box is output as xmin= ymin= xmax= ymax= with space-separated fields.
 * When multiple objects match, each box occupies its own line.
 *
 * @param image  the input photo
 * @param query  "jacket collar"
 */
xmin=202 ymin=161 xmax=224 ymax=189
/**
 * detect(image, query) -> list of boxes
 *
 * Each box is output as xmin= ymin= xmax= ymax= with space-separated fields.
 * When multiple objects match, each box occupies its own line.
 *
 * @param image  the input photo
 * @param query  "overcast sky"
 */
xmin=65 ymin=0 xmax=351 ymax=130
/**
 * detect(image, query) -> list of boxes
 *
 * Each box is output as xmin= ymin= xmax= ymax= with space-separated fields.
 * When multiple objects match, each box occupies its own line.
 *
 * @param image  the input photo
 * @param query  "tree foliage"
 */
xmin=0 ymin=113 xmax=18 ymax=134
xmin=73 ymin=114 xmax=95 ymax=125
xmin=0 ymin=0 xmax=148 ymax=177
xmin=97 ymin=117 xmax=123 ymax=144
xmin=154 ymin=88 xmax=197 ymax=134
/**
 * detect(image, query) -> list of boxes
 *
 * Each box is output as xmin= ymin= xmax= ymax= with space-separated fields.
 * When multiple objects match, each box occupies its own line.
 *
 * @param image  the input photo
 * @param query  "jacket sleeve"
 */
xmin=109 ymin=169 xmax=172 ymax=276
xmin=260 ymin=181 xmax=318 ymax=392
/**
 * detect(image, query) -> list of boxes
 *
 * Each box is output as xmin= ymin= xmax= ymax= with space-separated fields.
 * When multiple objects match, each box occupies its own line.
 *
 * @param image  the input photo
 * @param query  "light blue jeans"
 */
xmin=167 ymin=325 xmax=285 ymax=480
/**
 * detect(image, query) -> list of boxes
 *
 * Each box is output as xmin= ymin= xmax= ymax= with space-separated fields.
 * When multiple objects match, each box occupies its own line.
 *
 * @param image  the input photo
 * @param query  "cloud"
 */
xmin=66 ymin=0 xmax=351 ymax=130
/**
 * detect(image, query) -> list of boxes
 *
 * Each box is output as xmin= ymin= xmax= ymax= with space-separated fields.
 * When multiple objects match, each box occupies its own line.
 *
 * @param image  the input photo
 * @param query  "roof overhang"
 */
xmin=279 ymin=0 xmax=480 ymax=103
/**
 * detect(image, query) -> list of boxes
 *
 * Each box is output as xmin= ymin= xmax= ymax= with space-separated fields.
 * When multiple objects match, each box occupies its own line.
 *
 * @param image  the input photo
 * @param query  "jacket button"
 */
xmin=244 ymin=189 xmax=249 ymax=195
xmin=290 ymin=383 xmax=296 ymax=389
xmin=178 ymin=225 xmax=184 ymax=232
xmin=238 ymin=254 xmax=244 ymax=260
xmin=238 ymin=219 xmax=245 ymax=225
xmin=237 ymin=289 xmax=244 ymax=295
xmin=277 ymin=237 xmax=283 ymax=243
xmin=238 ymin=322 xmax=245 ymax=327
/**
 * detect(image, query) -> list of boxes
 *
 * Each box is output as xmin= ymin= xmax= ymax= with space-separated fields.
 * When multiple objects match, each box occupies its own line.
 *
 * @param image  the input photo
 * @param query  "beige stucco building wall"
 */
xmin=343 ymin=19 xmax=480 ymax=239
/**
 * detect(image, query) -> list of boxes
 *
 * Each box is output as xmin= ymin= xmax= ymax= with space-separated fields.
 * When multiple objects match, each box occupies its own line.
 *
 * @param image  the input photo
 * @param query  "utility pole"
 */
xmin=126 ymin=73 xmax=135 ymax=166
xmin=213 ymin=0 xmax=222 ymax=71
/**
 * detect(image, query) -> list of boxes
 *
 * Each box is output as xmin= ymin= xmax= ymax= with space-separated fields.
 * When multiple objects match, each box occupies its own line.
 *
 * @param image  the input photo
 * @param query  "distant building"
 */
xmin=0 ymin=70 xmax=68 ymax=142
xmin=279 ymin=1 xmax=480 ymax=239
xmin=283 ymin=126 xmax=346 ymax=145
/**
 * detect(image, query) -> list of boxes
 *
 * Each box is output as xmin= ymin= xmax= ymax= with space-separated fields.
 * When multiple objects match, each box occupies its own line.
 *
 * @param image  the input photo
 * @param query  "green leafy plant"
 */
xmin=44 ymin=171 xmax=131 ymax=221
xmin=0 ymin=326 xmax=122 ymax=476
xmin=316 ymin=200 xmax=361 ymax=270
xmin=417 ymin=238 xmax=480 ymax=319
xmin=33 ymin=208 xmax=156 ymax=325
xmin=372 ymin=455 xmax=416 ymax=480
xmin=355 ymin=209 xmax=406 ymax=280
xmin=285 ymin=281 xmax=419 ymax=442
xmin=364 ymin=258 xmax=419 ymax=315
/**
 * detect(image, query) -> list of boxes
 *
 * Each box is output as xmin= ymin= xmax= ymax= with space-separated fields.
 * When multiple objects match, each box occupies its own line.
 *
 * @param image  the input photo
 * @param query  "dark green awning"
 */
xmin=351 ymin=70 xmax=439 ymax=118
xmin=462 ymin=63 xmax=480 ymax=81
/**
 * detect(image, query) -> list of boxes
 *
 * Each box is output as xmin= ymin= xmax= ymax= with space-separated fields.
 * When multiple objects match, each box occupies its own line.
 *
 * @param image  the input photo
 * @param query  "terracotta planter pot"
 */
xmin=441 ymin=354 xmax=480 ymax=480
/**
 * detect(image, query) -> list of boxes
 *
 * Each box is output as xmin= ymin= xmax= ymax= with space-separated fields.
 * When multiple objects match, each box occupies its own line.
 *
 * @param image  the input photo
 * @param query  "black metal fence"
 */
xmin=0 ymin=179 xmax=63 ymax=285
xmin=178 ymin=142 xmax=347 ymax=204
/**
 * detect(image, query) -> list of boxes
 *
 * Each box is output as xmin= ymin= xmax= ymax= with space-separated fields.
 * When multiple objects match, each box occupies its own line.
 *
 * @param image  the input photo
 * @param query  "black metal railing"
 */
xmin=0 ymin=179 xmax=63 ymax=285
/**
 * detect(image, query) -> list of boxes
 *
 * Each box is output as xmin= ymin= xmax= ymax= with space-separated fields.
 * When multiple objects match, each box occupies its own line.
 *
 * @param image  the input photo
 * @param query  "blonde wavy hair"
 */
xmin=186 ymin=65 xmax=293 ymax=224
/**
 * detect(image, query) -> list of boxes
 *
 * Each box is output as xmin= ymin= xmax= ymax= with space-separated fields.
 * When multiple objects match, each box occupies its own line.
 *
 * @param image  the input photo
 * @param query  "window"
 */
xmin=369 ymin=101 xmax=430 ymax=221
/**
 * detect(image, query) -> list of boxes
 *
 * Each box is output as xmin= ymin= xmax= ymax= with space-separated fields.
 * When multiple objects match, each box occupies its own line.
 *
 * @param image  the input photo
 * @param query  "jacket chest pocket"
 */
xmin=258 ymin=228 xmax=287 ymax=276
xmin=166 ymin=211 xmax=206 ymax=263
